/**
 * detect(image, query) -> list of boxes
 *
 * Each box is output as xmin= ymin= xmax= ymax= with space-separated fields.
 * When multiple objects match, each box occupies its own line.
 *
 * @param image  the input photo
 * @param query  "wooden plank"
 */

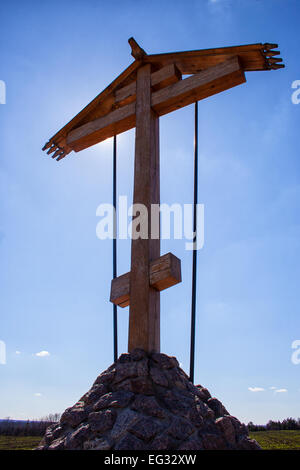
xmin=110 ymin=272 xmax=130 ymax=308
xmin=151 ymin=56 xmax=246 ymax=116
xmin=110 ymin=252 xmax=182 ymax=307
xmin=115 ymin=64 xmax=182 ymax=107
xmin=151 ymin=63 xmax=182 ymax=90
xmin=114 ymin=82 xmax=136 ymax=107
xmin=145 ymin=43 xmax=272 ymax=73
xmin=67 ymin=102 xmax=136 ymax=151
xmin=150 ymin=252 xmax=181 ymax=291
xmin=43 ymin=60 xmax=141 ymax=151
xmin=265 ymin=50 xmax=280 ymax=57
xmin=128 ymin=64 xmax=160 ymax=353
xmin=44 ymin=42 xmax=283 ymax=158
xmin=263 ymin=43 xmax=278 ymax=50
xmin=66 ymin=57 xmax=245 ymax=152
xmin=147 ymin=52 xmax=265 ymax=74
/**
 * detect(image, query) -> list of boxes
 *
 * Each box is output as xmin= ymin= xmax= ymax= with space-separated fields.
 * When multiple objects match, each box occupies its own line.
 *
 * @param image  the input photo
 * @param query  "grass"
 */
xmin=0 ymin=435 xmax=42 ymax=450
xmin=1 ymin=431 xmax=300 ymax=450
xmin=250 ymin=430 xmax=300 ymax=450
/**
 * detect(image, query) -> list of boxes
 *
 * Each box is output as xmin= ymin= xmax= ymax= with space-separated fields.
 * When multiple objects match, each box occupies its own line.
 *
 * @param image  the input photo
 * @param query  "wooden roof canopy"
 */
xmin=42 ymin=38 xmax=284 ymax=161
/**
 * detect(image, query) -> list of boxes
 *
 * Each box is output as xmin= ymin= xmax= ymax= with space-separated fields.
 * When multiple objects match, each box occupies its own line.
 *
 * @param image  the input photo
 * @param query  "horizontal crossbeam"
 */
xmin=67 ymin=56 xmax=245 ymax=152
xmin=145 ymin=43 xmax=283 ymax=73
xmin=42 ymin=40 xmax=284 ymax=160
xmin=152 ymin=55 xmax=245 ymax=116
xmin=115 ymin=64 xmax=182 ymax=106
xmin=110 ymin=252 xmax=181 ymax=308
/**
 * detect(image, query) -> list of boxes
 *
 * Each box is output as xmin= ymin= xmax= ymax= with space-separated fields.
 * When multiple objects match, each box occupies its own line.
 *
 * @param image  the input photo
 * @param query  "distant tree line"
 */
xmin=2 ymin=414 xmax=300 ymax=436
xmin=0 ymin=413 xmax=61 ymax=436
xmin=247 ymin=417 xmax=300 ymax=432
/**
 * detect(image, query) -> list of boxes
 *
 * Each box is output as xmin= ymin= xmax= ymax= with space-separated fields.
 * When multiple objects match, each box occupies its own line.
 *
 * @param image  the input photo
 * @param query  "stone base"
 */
xmin=36 ymin=350 xmax=260 ymax=450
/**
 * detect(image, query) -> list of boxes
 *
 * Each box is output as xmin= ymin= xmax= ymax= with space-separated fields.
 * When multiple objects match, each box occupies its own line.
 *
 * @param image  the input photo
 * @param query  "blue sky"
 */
xmin=0 ymin=0 xmax=299 ymax=424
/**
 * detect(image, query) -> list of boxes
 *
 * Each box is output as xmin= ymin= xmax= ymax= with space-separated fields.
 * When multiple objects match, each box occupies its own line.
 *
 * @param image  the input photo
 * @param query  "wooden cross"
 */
xmin=42 ymin=38 xmax=283 ymax=353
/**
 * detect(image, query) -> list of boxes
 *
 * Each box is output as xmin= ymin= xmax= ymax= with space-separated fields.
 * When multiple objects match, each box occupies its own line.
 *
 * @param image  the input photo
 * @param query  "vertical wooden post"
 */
xmin=128 ymin=64 xmax=160 ymax=353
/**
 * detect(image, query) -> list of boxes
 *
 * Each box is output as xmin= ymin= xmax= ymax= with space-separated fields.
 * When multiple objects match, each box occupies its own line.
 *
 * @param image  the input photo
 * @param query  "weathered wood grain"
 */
xmin=43 ymin=41 xmax=283 ymax=159
xmin=128 ymin=64 xmax=160 ymax=353
xmin=43 ymin=60 xmax=141 ymax=150
xmin=115 ymin=64 xmax=182 ymax=107
xmin=67 ymin=57 xmax=245 ymax=152
xmin=110 ymin=272 xmax=130 ymax=308
xmin=145 ymin=43 xmax=277 ymax=73
xmin=67 ymin=102 xmax=136 ymax=151
xmin=128 ymin=37 xmax=147 ymax=60
xmin=110 ymin=252 xmax=182 ymax=307
xmin=150 ymin=252 xmax=181 ymax=291
xmin=151 ymin=56 xmax=245 ymax=116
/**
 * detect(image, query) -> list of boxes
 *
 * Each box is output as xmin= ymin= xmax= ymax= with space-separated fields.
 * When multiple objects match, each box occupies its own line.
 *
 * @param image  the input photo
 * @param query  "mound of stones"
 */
xmin=37 ymin=349 xmax=260 ymax=450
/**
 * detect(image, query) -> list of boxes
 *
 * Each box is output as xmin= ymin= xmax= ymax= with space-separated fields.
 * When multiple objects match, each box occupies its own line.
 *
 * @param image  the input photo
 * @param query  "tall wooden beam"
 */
xmin=128 ymin=64 xmax=160 ymax=353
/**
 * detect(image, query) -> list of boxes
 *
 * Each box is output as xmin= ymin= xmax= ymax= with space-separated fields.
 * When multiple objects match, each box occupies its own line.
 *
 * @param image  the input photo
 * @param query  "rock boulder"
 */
xmin=36 ymin=350 xmax=260 ymax=451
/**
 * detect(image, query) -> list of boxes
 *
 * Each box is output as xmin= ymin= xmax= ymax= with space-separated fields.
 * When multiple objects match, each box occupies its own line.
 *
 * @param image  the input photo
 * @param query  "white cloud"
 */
xmin=270 ymin=386 xmax=277 ymax=390
xmin=248 ymin=387 xmax=265 ymax=392
xmin=34 ymin=393 xmax=42 ymax=397
xmin=274 ymin=388 xmax=288 ymax=393
xmin=35 ymin=350 xmax=50 ymax=357
xmin=15 ymin=351 xmax=21 ymax=355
